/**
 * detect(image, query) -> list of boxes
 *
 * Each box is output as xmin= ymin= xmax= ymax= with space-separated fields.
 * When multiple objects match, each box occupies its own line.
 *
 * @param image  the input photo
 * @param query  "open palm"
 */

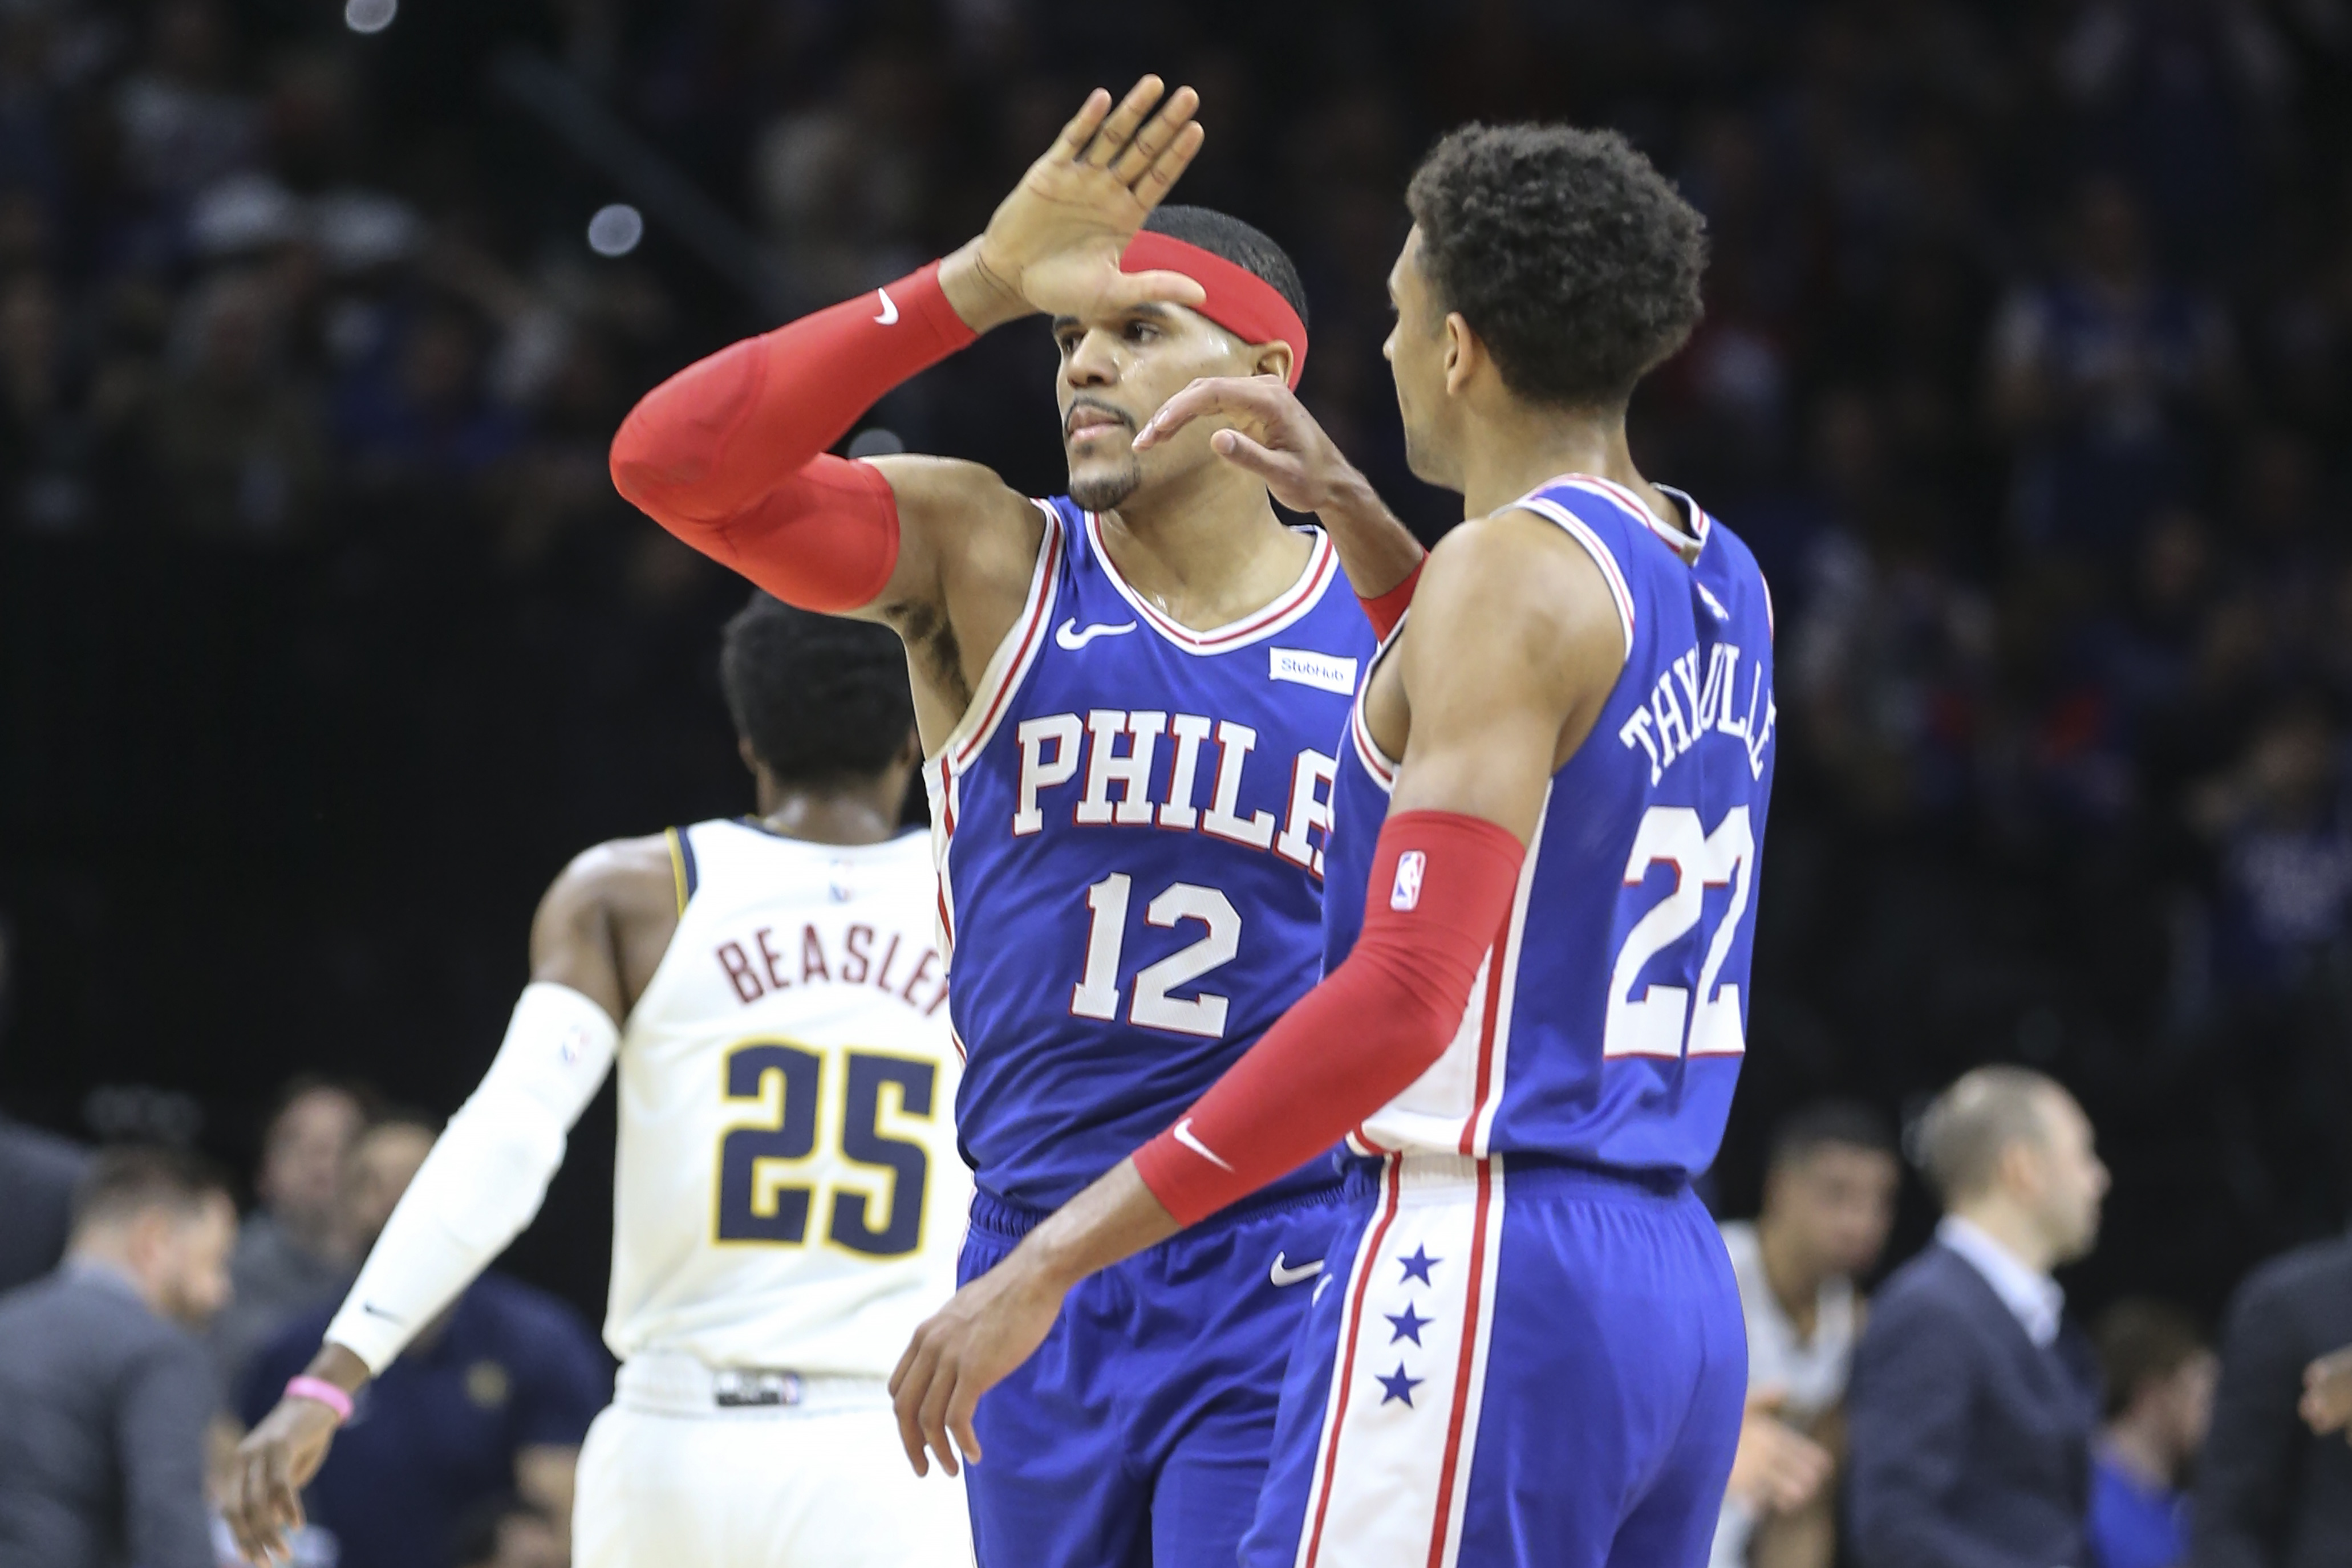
xmin=975 ymin=76 xmax=1209 ymax=322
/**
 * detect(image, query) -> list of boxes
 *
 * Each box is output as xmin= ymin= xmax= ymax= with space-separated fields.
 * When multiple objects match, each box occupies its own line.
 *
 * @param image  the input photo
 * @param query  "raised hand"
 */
xmin=946 ymin=76 xmax=1208 ymax=328
xmin=1134 ymin=374 xmax=1365 ymax=513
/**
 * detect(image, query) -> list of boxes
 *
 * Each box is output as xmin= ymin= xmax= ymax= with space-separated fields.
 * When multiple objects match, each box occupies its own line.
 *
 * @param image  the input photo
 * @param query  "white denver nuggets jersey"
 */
xmin=605 ymin=818 xmax=967 ymax=1377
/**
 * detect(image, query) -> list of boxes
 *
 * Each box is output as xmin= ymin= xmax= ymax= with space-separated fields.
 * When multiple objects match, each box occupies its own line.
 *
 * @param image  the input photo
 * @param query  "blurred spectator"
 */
xmin=1846 ymin=1067 xmax=2107 ymax=1568
xmin=2193 ymin=1231 xmax=2352 ymax=1568
xmin=2189 ymin=698 xmax=2352 ymax=996
xmin=2090 ymin=1299 xmax=2215 ymax=1568
xmin=238 ymin=1118 xmax=608 ymax=1568
xmin=333 ymin=299 xmax=521 ymax=485
xmin=112 ymin=0 xmax=257 ymax=202
xmin=0 ymin=1146 xmax=235 ymax=1568
xmin=449 ymin=1496 xmax=567 ymax=1568
xmin=209 ymin=1079 xmax=362 ymax=1395
xmin=144 ymin=263 xmax=328 ymax=542
xmin=0 ymin=912 xmax=92 ymax=1292
xmin=1711 ymin=1100 xmax=1900 ymax=1568
xmin=1988 ymin=177 xmax=2235 ymax=557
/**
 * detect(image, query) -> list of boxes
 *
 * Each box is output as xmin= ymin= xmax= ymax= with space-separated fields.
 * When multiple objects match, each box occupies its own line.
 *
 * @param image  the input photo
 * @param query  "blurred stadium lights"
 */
xmin=343 ymin=0 xmax=396 ymax=35
xmin=489 ymin=48 xmax=793 ymax=319
xmin=845 ymin=428 xmax=907 ymax=460
xmin=587 ymin=204 xmax=645 ymax=257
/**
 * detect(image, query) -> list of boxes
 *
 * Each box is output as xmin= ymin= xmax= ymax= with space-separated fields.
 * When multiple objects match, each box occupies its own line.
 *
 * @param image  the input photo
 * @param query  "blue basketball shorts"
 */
xmin=959 ymin=1181 xmax=1349 ymax=1568
xmin=1242 ymin=1153 xmax=1745 ymax=1568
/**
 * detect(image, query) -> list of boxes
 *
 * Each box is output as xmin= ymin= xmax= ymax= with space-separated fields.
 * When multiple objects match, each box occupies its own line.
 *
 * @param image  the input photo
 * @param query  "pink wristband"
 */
xmin=285 ymin=1375 xmax=354 ymax=1424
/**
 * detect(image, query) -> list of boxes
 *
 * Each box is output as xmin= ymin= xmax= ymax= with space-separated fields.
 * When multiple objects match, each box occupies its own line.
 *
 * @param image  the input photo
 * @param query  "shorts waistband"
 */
xmin=1347 ymin=1151 xmax=1692 ymax=1203
xmin=968 ymin=1176 xmax=1346 ymax=1244
xmin=614 ymin=1350 xmax=889 ymax=1420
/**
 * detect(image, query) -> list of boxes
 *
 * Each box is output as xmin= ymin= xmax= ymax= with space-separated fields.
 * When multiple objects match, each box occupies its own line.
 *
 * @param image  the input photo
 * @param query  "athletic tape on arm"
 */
xmin=324 ymin=983 xmax=619 ymax=1373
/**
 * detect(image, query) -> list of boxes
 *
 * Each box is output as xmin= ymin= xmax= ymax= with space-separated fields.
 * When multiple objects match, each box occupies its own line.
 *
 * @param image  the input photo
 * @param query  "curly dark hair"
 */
xmin=719 ymin=594 xmax=914 ymax=783
xmin=1143 ymin=204 xmax=1309 ymax=332
xmin=1405 ymin=123 xmax=1707 ymax=409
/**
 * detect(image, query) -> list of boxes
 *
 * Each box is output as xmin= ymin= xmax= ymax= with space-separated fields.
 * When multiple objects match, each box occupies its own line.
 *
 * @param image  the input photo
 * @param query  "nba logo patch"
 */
xmin=1390 ymin=850 xmax=1426 ymax=911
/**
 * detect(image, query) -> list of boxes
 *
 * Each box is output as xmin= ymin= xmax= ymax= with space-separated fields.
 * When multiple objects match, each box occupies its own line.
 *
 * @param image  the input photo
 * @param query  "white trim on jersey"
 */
xmin=936 ymin=501 xmax=1066 ymax=775
xmin=1464 ymin=786 xmax=1546 ymax=1158
xmin=1082 ymin=509 xmax=1339 ymax=654
xmin=1293 ymin=1155 xmax=1508 ymax=1568
xmin=1510 ymin=494 xmax=1636 ymax=661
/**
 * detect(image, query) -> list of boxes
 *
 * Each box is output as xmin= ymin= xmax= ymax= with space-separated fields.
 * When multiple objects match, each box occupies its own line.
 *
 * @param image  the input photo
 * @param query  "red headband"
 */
xmin=1120 ymin=230 xmax=1309 ymax=388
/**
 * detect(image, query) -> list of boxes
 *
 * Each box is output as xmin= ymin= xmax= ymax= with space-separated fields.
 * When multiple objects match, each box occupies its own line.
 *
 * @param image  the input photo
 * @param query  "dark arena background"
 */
xmin=6 ymin=0 xmax=2352 ymax=1370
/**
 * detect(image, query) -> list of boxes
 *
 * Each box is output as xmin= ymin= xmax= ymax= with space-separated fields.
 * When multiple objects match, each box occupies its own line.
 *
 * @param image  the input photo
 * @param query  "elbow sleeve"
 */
xmin=325 ymin=984 xmax=618 ymax=1373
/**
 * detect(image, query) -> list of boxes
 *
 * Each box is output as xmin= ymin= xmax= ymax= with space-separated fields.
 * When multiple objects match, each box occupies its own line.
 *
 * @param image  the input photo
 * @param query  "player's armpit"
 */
xmin=1383 ymin=508 xmax=1630 ymax=838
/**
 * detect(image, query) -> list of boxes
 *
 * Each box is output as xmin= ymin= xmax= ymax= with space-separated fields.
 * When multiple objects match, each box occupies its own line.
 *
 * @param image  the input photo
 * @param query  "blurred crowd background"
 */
xmin=4 ymin=0 xmax=2352 ymax=1486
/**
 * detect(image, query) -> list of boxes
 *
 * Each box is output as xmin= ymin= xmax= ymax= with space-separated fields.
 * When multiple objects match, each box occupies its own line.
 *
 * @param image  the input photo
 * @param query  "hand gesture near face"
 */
xmin=966 ymin=76 xmax=1207 ymax=323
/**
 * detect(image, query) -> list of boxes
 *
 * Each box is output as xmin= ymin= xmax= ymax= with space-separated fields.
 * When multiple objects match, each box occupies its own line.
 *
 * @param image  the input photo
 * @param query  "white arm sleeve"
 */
xmin=323 ymin=982 xmax=619 ymax=1374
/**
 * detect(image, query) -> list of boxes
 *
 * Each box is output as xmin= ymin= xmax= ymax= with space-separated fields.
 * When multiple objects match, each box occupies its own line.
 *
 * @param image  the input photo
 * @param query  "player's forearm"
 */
xmin=1006 ymin=1159 xmax=1181 ymax=1293
xmin=1313 ymin=465 xmax=1425 ymax=615
xmin=1132 ymin=810 xmax=1524 ymax=1225
xmin=324 ymin=985 xmax=617 ymax=1372
xmin=298 ymin=1340 xmax=373 ymax=1398
xmin=610 ymin=253 xmax=999 ymax=529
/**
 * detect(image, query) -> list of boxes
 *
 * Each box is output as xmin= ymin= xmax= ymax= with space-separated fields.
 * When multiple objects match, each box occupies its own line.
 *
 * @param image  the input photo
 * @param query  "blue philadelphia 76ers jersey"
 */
xmin=927 ymin=497 xmax=1376 ymax=1209
xmin=1324 ymin=476 xmax=1777 ymax=1177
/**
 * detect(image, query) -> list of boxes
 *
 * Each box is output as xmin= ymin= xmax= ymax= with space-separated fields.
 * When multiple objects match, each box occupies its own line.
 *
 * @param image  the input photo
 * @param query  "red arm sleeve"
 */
xmin=1356 ymin=556 xmax=1424 ymax=641
xmin=608 ymin=261 xmax=976 ymax=612
xmin=1132 ymin=810 xmax=1524 ymax=1225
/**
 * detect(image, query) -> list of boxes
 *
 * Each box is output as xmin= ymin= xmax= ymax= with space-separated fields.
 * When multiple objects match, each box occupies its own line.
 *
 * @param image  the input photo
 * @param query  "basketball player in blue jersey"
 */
xmin=613 ymin=79 xmax=1425 ymax=1568
xmin=895 ymin=123 xmax=1773 ymax=1568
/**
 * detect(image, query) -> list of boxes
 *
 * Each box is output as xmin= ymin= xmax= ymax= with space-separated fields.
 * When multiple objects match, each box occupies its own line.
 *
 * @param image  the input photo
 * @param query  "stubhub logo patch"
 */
xmin=1270 ymin=647 xmax=1359 ymax=696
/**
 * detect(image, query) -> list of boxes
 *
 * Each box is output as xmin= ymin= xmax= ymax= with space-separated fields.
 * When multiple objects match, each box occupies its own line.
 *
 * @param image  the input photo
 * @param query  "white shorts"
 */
xmin=574 ymin=1354 xmax=972 ymax=1568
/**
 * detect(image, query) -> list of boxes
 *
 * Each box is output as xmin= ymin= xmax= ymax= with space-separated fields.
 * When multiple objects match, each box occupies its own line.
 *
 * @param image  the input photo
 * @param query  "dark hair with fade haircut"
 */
xmin=720 ymin=593 xmax=915 ymax=784
xmin=2094 ymin=1298 xmax=2207 ymax=1419
xmin=72 ymin=1144 xmax=232 ymax=1232
xmin=1405 ymin=123 xmax=1707 ymax=409
xmin=1142 ymin=205 xmax=1310 ymax=333
xmin=1766 ymin=1099 xmax=1897 ymax=1172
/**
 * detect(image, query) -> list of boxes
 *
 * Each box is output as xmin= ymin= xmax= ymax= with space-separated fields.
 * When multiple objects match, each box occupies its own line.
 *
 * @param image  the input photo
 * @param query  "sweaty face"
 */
xmin=1053 ymin=302 xmax=1264 ymax=513
xmin=1384 ymin=227 xmax=1457 ymax=491
xmin=2028 ymin=1090 xmax=2109 ymax=1264
xmin=1770 ymin=1143 xmax=1900 ymax=1280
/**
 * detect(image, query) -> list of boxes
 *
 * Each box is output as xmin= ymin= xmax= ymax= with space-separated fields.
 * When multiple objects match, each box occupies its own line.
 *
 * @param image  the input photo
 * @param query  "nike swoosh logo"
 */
xmin=873 ymin=288 xmax=899 ymax=325
xmin=1271 ymin=1252 xmax=1325 ymax=1287
xmin=360 ymin=1302 xmax=404 ymax=1323
xmin=1055 ymin=618 xmax=1137 ymax=651
xmin=1171 ymin=1118 xmax=1234 ymax=1171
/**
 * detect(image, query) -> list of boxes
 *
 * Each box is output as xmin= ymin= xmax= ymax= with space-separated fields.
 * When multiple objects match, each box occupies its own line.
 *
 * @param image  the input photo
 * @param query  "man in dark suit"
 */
xmin=2193 ymin=1233 xmax=2352 ymax=1568
xmin=1845 ymin=1066 xmax=2110 ymax=1568
xmin=0 ymin=1145 xmax=237 ymax=1568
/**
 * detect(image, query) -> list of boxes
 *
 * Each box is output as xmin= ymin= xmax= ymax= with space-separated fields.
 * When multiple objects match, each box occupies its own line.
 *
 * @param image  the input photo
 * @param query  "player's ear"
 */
xmin=1250 ymin=339 xmax=1293 ymax=385
xmin=1442 ymin=312 xmax=1476 ymax=397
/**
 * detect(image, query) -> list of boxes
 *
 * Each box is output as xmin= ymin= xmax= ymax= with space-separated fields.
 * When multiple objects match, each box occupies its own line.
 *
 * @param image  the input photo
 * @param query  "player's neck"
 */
xmin=1097 ymin=461 xmax=1309 ymax=632
xmin=1457 ymin=405 xmax=1669 ymax=530
xmin=753 ymin=783 xmax=905 ymax=847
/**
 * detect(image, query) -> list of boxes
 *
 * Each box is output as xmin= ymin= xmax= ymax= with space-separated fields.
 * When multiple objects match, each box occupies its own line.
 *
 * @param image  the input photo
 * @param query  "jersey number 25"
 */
xmin=713 ymin=1041 xmax=934 ymax=1257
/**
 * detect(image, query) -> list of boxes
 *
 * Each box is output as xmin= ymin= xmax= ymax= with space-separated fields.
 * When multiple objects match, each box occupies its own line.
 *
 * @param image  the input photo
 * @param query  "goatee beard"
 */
xmin=1069 ymin=458 xmax=1142 ymax=513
